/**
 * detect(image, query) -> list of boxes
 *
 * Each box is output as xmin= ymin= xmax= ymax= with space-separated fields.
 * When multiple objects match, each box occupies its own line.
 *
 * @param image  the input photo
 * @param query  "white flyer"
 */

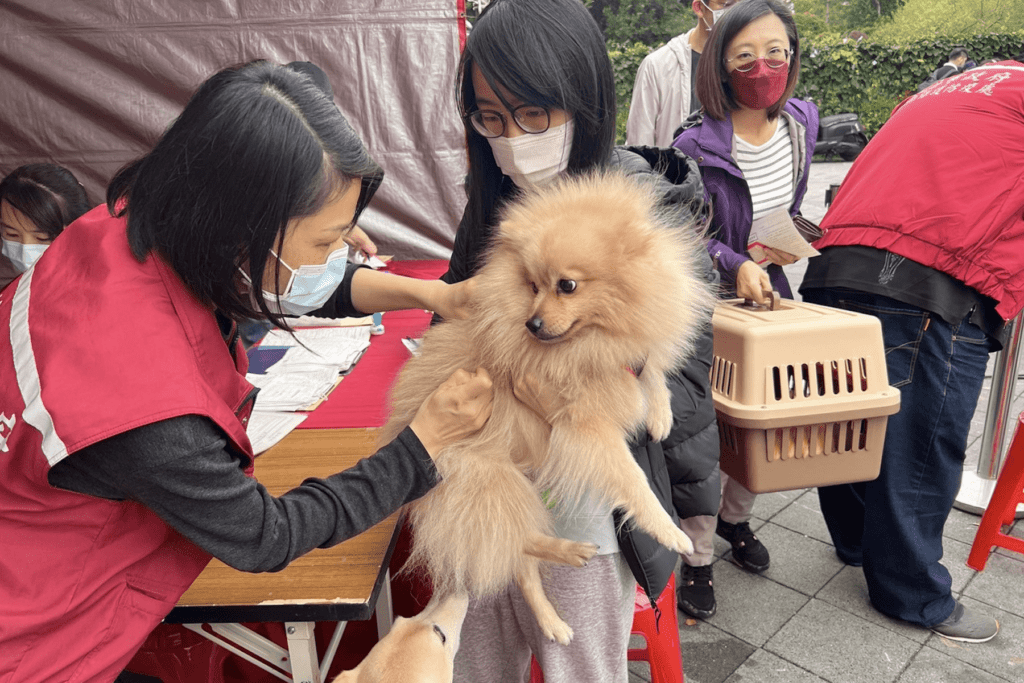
xmin=746 ymin=207 xmax=820 ymax=268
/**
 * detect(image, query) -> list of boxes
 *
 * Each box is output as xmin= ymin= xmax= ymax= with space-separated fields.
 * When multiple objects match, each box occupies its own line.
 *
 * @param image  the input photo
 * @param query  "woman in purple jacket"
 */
xmin=671 ymin=0 xmax=819 ymax=618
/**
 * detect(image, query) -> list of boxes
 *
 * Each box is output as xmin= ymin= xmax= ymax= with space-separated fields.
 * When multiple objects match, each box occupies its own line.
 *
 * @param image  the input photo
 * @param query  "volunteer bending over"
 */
xmin=0 ymin=60 xmax=492 ymax=682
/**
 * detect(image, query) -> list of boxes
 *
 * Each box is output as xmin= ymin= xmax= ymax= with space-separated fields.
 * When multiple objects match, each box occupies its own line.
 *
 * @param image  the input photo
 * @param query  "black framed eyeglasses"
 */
xmin=465 ymin=104 xmax=551 ymax=138
xmin=726 ymin=47 xmax=791 ymax=72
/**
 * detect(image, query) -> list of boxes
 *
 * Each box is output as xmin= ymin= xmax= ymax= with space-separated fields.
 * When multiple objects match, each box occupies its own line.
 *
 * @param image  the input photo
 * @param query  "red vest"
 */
xmin=0 ymin=207 xmax=256 ymax=682
xmin=816 ymin=62 xmax=1024 ymax=320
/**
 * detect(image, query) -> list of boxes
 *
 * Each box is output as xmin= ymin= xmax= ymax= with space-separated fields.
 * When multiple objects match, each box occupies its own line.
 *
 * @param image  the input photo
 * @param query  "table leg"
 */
xmin=375 ymin=568 xmax=394 ymax=639
xmin=184 ymin=623 xmax=291 ymax=681
xmin=285 ymin=621 xmax=321 ymax=683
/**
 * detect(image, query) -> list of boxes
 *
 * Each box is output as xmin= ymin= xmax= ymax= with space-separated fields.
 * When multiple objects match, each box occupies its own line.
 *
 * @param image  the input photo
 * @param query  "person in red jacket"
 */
xmin=0 ymin=60 xmax=493 ymax=682
xmin=799 ymin=56 xmax=1024 ymax=644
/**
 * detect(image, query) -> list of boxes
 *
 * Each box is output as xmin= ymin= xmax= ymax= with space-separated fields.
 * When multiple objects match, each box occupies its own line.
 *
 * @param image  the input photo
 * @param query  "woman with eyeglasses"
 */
xmin=438 ymin=1 xmax=721 ymax=681
xmin=674 ymin=0 xmax=818 ymax=306
xmin=671 ymin=0 xmax=818 ymax=592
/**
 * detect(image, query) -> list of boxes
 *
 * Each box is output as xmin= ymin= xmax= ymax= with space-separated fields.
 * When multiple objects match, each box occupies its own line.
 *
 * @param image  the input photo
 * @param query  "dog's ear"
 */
xmin=331 ymin=671 xmax=358 ymax=683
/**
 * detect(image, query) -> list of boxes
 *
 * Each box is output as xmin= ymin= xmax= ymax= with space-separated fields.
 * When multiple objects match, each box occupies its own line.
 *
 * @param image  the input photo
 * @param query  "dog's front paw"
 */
xmin=645 ymin=401 xmax=673 ymax=442
xmin=653 ymin=526 xmax=695 ymax=556
xmin=563 ymin=541 xmax=599 ymax=567
xmin=669 ymin=527 xmax=695 ymax=557
xmin=539 ymin=615 xmax=575 ymax=646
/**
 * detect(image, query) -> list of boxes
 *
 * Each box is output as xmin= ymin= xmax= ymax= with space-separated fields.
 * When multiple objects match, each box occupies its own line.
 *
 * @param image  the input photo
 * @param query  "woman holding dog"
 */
xmin=672 ymin=0 xmax=819 ymax=615
xmin=438 ymin=1 xmax=722 ymax=681
xmin=0 ymin=60 xmax=493 ymax=681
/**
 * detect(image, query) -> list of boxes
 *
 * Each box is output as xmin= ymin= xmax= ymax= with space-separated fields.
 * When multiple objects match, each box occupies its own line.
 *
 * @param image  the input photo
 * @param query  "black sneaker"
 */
xmin=716 ymin=517 xmax=770 ymax=573
xmin=677 ymin=564 xmax=716 ymax=619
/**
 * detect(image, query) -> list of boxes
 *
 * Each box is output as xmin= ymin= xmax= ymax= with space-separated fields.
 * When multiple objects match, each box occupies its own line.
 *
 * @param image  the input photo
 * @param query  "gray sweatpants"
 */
xmin=453 ymin=553 xmax=635 ymax=683
xmin=679 ymin=472 xmax=758 ymax=566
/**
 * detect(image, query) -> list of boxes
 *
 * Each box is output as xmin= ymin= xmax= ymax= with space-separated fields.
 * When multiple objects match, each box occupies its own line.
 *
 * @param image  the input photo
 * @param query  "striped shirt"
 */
xmin=734 ymin=117 xmax=795 ymax=221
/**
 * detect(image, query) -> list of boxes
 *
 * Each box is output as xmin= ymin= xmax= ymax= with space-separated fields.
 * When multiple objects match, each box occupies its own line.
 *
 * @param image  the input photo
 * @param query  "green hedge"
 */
xmin=796 ymin=32 xmax=1024 ymax=135
xmin=608 ymin=41 xmax=654 ymax=144
xmin=608 ymin=32 xmax=1024 ymax=143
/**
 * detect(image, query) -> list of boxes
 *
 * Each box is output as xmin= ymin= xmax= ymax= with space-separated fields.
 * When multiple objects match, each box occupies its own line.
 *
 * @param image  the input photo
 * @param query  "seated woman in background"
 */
xmin=0 ymin=162 xmax=93 ymax=289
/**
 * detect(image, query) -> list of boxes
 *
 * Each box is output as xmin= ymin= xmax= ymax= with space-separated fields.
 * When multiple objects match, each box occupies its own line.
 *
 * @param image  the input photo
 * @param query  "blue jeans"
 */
xmin=800 ymin=289 xmax=994 ymax=627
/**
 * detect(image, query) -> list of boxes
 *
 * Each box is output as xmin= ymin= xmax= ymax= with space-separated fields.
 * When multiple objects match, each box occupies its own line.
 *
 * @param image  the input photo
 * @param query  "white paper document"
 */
xmin=746 ymin=207 xmax=820 ymax=268
xmin=257 ymin=327 xmax=371 ymax=372
xmin=261 ymin=326 xmax=372 ymax=348
xmin=268 ymin=342 xmax=368 ymax=374
xmin=246 ymin=410 xmax=308 ymax=454
xmin=247 ymin=367 xmax=340 ymax=411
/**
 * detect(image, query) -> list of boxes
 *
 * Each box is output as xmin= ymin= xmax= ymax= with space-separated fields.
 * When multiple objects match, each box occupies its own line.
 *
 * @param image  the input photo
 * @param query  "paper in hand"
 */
xmin=747 ymin=207 xmax=821 ymax=268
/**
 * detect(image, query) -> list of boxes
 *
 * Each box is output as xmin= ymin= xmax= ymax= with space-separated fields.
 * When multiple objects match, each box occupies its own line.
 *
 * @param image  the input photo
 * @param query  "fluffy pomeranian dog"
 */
xmin=378 ymin=170 xmax=715 ymax=644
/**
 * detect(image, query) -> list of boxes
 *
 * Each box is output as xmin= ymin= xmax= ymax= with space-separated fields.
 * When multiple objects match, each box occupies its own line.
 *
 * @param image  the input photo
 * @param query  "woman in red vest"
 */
xmin=0 ymin=60 xmax=492 ymax=682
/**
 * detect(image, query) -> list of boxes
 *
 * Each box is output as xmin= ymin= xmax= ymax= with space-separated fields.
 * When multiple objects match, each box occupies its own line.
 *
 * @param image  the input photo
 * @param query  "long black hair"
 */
xmin=107 ymin=60 xmax=383 ymax=327
xmin=457 ymin=0 xmax=617 ymax=233
xmin=0 ymin=163 xmax=92 ymax=240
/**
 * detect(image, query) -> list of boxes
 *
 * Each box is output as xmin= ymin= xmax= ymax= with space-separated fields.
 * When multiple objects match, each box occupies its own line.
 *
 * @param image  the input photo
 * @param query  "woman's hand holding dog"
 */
xmin=410 ymin=368 xmax=494 ymax=459
xmin=430 ymin=277 xmax=478 ymax=321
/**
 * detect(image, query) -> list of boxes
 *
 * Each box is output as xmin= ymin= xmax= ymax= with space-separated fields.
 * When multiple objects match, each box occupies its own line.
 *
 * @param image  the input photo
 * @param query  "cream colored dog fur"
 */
xmin=333 ymin=592 xmax=469 ymax=683
xmin=378 ymin=171 xmax=714 ymax=644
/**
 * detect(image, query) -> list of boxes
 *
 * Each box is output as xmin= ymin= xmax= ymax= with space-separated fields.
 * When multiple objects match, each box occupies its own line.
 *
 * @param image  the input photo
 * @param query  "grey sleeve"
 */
xmin=48 ymin=415 xmax=439 ymax=572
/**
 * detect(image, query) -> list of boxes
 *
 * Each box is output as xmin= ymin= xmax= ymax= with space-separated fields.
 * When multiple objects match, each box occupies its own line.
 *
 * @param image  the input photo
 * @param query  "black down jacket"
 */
xmin=440 ymin=145 xmax=721 ymax=605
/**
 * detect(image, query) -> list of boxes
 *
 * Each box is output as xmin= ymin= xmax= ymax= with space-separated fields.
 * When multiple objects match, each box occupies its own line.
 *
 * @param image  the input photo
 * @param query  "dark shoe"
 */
xmin=716 ymin=518 xmax=770 ymax=573
xmin=677 ymin=564 xmax=716 ymax=619
xmin=835 ymin=549 xmax=863 ymax=567
xmin=930 ymin=601 xmax=999 ymax=643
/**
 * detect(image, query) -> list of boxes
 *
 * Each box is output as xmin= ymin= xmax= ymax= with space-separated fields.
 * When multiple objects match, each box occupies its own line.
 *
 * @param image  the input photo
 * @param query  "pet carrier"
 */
xmin=711 ymin=294 xmax=900 ymax=493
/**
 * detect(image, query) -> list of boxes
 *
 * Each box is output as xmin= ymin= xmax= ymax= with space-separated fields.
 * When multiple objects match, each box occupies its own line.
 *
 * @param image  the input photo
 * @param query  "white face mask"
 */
xmin=241 ymin=245 xmax=349 ymax=316
xmin=2 ymin=238 xmax=48 ymax=273
xmin=487 ymin=120 xmax=574 ymax=190
xmin=700 ymin=0 xmax=727 ymax=29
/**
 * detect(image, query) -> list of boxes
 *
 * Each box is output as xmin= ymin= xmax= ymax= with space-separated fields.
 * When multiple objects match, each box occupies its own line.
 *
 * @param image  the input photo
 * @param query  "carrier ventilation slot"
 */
xmin=711 ymin=356 xmax=735 ymax=398
xmin=772 ymin=358 xmax=870 ymax=402
xmin=768 ymin=419 xmax=870 ymax=462
xmin=718 ymin=420 xmax=740 ymax=453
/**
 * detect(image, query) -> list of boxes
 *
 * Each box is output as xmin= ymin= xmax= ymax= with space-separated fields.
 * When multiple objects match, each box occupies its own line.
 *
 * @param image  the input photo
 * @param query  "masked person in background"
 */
xmin=438 ymin=1 xmax=720 ymax=681
xmin=0 ymin=163 xmax=93 ymax=290
xmin=627 ymin=0 xmax=744 ymax=147
xmin=671 ymin=0 xmax=819 ymax=619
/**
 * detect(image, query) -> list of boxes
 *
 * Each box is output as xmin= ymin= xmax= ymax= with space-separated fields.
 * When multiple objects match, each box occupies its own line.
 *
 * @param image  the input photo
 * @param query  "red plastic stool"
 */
xmin=968 ymin=413 xmax=1024 ymax=571
xmin=530 ymin=572 xmax=684 ymax=683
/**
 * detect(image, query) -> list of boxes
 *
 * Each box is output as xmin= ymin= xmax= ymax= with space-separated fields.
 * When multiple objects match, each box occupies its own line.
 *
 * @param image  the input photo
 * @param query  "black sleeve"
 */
xmin=48 ymin=415 xmax=439 ymax=573
xmin=435 ymin=207 xmax=495 ymax=325
xmin=439 ymin=209 xmax=479 ymax=286
xmin=303 ymin=262 xmax=372 ymax=319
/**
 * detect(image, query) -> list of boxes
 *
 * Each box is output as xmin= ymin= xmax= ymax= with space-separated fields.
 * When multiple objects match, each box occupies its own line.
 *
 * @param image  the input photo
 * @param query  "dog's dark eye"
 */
xmin=433 ymin=624 xmax=447 ymax=644
xmin=557 ymin=279 xmax=577 ymax=294
xmin=531 ymin=282 xmax=539 ymax=295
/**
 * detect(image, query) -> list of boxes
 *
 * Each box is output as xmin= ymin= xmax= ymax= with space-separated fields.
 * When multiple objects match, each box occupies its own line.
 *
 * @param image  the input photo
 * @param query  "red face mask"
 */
xmin=728 ymin=59 xmax=789 ymax=110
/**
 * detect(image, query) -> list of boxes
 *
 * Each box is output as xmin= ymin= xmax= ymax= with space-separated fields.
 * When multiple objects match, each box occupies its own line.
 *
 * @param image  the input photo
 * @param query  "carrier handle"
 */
xmin=741 ymin=290 xmax=780 ymax=311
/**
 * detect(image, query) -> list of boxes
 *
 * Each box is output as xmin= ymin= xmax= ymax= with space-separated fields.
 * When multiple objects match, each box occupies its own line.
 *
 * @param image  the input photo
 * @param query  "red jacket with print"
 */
xmin=815 ymin=61 xmax=1024 ymax=320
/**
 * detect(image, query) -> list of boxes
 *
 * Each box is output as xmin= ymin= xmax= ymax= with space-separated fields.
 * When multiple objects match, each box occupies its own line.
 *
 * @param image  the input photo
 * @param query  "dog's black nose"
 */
xmin=526 ymin=317 xmax=543 ymax=334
